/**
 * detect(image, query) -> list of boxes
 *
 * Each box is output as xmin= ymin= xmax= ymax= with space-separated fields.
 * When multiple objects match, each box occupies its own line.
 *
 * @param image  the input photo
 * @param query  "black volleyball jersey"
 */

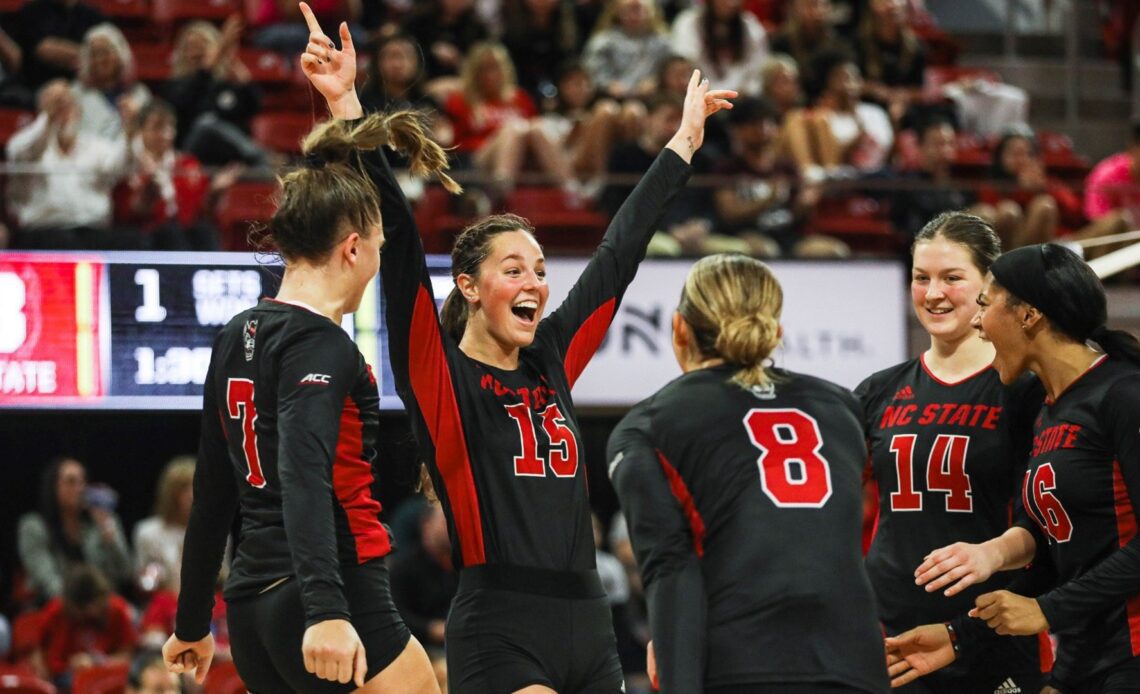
xmin=1016 ymin=356 xmax=1140 ymax=686
xmin=609 ymin=366 xmax=889 ymax=694
xmin=856 ymin=356 xmax=1042 ymax=628
xmin=370 ymin=141 xmax=692 ymax=571
xmin=176 ymin=301 xmax=390 ymax=641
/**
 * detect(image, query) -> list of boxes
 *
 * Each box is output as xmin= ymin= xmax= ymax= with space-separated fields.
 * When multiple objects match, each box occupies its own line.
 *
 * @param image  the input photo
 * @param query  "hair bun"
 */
xmin=715 ymin=312 xmax=779 ymax=366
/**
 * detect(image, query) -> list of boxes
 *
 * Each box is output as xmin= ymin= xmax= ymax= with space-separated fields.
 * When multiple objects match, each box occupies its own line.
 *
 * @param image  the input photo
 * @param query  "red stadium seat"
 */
xmin=238 ymin=48 xmax=292 ymax=85
xmin=202 ymin=660 xmax=244 ymax=694
xmin=71 ymin=662 xmax=128 ymax=694
xmin=0 ymin=673 xmax=56 ymax=694
xmin=504 ymin=186 xmax=608 ymax=253
xmin=0 ymin=0 xmax=24 ymax=13
xmin=251 ymin=111 xmax=326 ymax=155
xmin=90 ymin=0 xmax=150 ymax=19
xmin=130 ymin=42 xmax=173 ymax=84
xmin=153 ymin=0 xmax=234 ymax=25
xmin=0 ymin=108 xmax=34 ymax=150
xmin=1038 ymin=130 xmax=1091 ymax=180
xmin=214 ymin=179 xmax=279 ymax=251
xmin=9 ymin=610 xmax=46 ymax=663
xmin=810 ymin=195 xmax=903 ymax=255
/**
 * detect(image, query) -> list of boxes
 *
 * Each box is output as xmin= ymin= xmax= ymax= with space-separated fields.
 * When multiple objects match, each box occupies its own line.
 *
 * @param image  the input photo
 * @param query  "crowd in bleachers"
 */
xmin=0 ymin=0 xmax=1137 ymax=261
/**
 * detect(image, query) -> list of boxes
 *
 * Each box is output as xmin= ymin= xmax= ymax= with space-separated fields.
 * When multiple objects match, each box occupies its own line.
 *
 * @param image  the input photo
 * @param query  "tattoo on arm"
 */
xmin=686 ymin=136 xmax=694 ymax=155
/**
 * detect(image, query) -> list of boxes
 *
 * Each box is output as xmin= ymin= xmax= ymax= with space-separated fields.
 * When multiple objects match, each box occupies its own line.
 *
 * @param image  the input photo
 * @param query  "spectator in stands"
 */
xmin=986 ymin=124 xmax=1130 ymax=253
xmin=164 ymin=18 xmax=267 ymax=167
xmin=2 ymin=0 xmax=104 ymax=92
xmin=400 ymin=0 xmax=489 ymax=84
xmin=133 ymin=456 xmax=195 ymax=596
xmin=538 ymin=60 xmax=628 ymax=190
xmin=713 ymin=96 xmax=847 ymax=258
xmin=582 ymin=0 xmax=673 ymax=101
xmin=118 ymin=100 xmax=236 ymax=250
xmin=888 ymin=117 xmax=985 ymax=241
xmin=501 ymin=0 xmax=583 ymax=102
xmin=670 ymin=0 xmax=769 ymax=96
xmin=442 ymin=42 xmax=570 ymax=191
xmin=602 ymin=92 xmax=724 ymax=256
xmin=360 ymin=33 xmax=431 ymax=113
xmin=784 ymin=46 xmax=893 ymax=180
xmin=7 ymin=79 xmax=139 ymax=249
xmin=71 ymin=23 xmax=149 ymax=141
xmin=854 ymin=0 xmax=927 ymax=127
xmin=769 ymin=0 xmax=847 ymax=91
xmin=759 ymin=54 xmax=804 ymax=123
xmin=127 ymin=651 xmax=181 ymax=694
xmin=31 ymin=564 xmax=137 ymax=690
xmin=1085 ymin=117 xmax=1140 ymax=231
xmin=17 ymin=458 xmax=132 ymax=604
xmin=250 ymin=0 xmax=365 ymax=56
xmin=655 ymin=53 xmax=695 ymax=99
xmin=390 ymin=503 xmax=457 ymax=658
xmin=0 ymin=25 xmax=32 ymax=108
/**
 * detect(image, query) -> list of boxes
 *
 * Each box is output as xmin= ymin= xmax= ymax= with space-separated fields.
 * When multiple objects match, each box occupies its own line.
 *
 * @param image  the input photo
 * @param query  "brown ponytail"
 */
xmin=257 ymin=110 xmax=459 ymax=261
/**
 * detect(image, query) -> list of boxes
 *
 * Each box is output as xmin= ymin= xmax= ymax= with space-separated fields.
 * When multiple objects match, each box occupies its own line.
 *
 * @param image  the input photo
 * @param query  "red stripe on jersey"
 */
xmin=1037 ymin=632 xmax=1055 ymax=673
xmin=655 ymin=450 xmax=706 ymax=557
xmin=564 ymin=298 xmax=616 ymax=389
xmin=862 ymin=459 xmax=879 ymax=556
xmin=409 ymin=286 xmax=486 ymax=566
xmin=334 ymin=397 xmax=390 ymax=562
xmin=1111 ymin=459 xmax=1140 ymax=655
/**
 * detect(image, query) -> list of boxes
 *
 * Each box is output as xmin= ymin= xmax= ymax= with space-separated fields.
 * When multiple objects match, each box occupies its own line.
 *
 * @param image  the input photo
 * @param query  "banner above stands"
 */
xmin=0 ymin=252 xmax=906 ymax=411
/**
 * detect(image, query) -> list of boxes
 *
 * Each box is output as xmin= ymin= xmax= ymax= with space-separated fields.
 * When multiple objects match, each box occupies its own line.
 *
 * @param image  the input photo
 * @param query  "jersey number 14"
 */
xmin=887 ymin=434 xmax=973 ymax=512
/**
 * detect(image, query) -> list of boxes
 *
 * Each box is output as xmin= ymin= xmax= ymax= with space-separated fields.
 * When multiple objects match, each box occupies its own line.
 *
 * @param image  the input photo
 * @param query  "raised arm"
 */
xmin=542 ymin=71 xmax=735 ymax=386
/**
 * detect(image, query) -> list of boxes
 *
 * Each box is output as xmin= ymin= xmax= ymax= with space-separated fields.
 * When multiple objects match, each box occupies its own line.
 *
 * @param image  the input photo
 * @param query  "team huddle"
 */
xmin=156 ymin=4 xmax=1140 ymax=694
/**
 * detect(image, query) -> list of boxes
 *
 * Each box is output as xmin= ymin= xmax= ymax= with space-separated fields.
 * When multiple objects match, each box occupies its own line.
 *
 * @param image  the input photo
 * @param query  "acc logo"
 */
xmin=299 ymin=373 xmax=331 ymax=385
xmin=243 ymin=319 xmax=258 ymax=362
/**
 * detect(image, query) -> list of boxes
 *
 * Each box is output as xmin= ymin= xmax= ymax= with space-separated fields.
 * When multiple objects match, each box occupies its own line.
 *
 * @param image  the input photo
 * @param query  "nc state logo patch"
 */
xmin=243 ymin=319 xmax=258 ymax=362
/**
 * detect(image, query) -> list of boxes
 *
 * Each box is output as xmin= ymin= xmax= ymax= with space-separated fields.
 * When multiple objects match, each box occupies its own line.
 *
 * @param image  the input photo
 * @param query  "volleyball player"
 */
xmin=896 ymin=243 xmax=1140 ymax=693
xmin=364 ymin=49 xmax=734 ymax=693
xmin=608 ymin=254 xmax=889 ymax=694
xmin=162 ymin=8 xmax=453 ymax=692
xmin=855 ymin=212 xmax=1045 ymax=692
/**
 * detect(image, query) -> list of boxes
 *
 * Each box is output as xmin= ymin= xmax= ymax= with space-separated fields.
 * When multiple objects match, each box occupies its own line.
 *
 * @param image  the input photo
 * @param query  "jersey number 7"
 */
xmin=227 ymin=378 xmax=267 ymax=488
xmin=744 ymin=408 xmax=832 ymax=508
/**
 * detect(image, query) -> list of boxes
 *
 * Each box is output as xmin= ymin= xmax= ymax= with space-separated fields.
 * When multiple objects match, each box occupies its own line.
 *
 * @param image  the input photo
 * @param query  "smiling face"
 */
xmin=972 ymin=275 xmax=1032 ymax=384
xmin=911 ymin=236 xmax=986 ymax=345
xmin=462 ymin=230 xmax=549 ymax=352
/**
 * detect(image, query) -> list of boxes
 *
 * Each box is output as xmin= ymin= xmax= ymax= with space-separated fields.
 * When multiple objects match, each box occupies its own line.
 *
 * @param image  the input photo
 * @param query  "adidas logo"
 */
xmin=994 ymin=677 xmax=1021 ymax=694
xmin=893 ymin=385 xmax=915 ymax=400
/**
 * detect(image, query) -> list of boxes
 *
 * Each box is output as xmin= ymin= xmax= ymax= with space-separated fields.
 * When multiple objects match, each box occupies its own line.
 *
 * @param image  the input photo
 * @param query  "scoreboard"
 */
xmin=0 ymin=251 xmax=907 ymax=410
xmin=0 ymin=251 xmax=451 ymax=410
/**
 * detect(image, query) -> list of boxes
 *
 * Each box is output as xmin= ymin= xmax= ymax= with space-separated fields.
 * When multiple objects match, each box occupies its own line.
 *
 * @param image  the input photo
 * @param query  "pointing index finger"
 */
xmin=299 ymin=2 xmax=323 ymax=35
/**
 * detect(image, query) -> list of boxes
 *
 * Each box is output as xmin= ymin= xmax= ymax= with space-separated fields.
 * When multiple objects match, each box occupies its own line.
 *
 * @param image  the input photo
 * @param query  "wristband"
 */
xmin=944 ymin=622 xmax=960 ymax=654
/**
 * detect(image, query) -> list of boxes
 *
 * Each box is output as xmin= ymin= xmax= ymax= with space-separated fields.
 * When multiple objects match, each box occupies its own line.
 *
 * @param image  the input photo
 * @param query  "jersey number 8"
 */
xmin=744 ymin=408 xmax=833 ymax=508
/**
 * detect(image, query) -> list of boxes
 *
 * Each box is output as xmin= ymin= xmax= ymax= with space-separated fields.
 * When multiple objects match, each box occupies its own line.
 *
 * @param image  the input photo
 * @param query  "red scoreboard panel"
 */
xmin=0 ymin=253 xmax=104 ymax=404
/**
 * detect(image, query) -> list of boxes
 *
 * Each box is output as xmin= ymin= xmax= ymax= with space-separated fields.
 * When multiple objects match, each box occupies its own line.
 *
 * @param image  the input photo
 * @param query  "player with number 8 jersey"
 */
xmin=856 ymin=213 xmax=1045 ymax=692
xmin=608 ymin=255 xmax=888 ymax=694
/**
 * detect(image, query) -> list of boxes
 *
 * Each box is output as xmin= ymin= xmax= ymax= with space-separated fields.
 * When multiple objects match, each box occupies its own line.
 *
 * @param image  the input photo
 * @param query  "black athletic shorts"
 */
xmin=445 ymin=565 xmax=624 ymax=694
xmin=1053 ymin=655 xmax=1140 ymax=694
xmin=227 ymin=559 xmax=411 ymax=694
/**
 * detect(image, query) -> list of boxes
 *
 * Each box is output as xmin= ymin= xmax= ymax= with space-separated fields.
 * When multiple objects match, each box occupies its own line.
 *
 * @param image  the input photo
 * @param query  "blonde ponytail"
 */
xmin=678 ymin=254 xmax=783 ymax=388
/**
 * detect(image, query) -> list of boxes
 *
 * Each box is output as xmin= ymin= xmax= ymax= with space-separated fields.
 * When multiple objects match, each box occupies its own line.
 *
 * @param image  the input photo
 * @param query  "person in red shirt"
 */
xmin=33 ymin=564 xmax=136 ymax=689
xmin=983 ymin=125 xmax=1128 ymax=254
xmin=442 ymin=41 xmax=571 ymax=191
